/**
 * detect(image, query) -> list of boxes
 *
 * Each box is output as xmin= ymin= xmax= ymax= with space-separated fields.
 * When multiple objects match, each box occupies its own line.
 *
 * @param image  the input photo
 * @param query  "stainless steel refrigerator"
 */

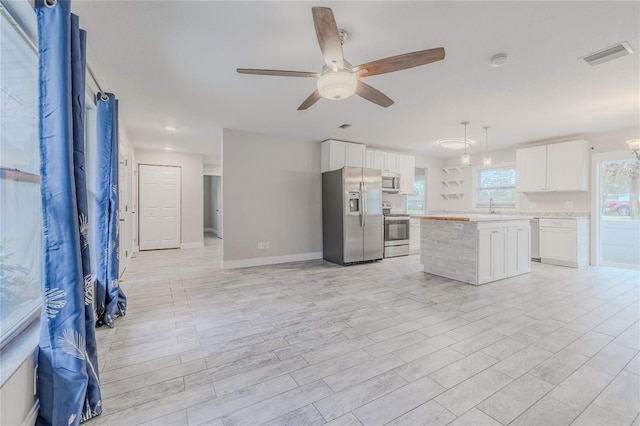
xmin=322 ymin=167 xmax=383 ymax=265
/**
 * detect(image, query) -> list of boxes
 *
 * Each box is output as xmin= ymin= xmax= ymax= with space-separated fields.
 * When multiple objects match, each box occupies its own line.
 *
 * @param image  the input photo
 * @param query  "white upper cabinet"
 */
xmin=516 ymin=140 xmax=589 ymax=192
xmin=320 ymin=140 xmax=365 ymax=173
xmin=370 ymin=150 xmax=398 ymax=173
xmin=398 ymin=154 xmax=415 ymax=194
xmin=516 ymin=145 xmax=547 ymax=192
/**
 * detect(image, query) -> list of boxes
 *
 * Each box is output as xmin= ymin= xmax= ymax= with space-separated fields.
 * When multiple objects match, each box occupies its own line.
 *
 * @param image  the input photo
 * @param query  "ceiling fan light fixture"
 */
xmin=317 ymin=71 xmax=357 ymax=100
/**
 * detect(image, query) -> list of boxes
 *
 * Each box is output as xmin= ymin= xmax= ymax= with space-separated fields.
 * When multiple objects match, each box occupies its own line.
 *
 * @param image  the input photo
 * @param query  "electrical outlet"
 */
xmin=257 ymin=242 xmax=265 ymax=249
xmin=265 ymin=242 xmax=270 ymax=249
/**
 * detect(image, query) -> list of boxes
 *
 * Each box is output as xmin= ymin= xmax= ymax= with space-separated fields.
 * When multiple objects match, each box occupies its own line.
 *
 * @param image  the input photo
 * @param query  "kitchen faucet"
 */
xmin=489 ymin=198 xmax=496 ymax=214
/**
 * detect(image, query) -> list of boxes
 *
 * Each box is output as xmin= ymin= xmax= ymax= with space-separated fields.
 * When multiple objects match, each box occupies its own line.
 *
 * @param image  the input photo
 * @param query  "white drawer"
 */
xmin=539 ymin=218 xmax=576 ymax=228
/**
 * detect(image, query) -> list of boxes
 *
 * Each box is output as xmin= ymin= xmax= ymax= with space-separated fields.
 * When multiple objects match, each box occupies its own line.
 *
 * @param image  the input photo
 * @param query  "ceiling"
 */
xmin=70 ymin=1 xmax=640 ymax=164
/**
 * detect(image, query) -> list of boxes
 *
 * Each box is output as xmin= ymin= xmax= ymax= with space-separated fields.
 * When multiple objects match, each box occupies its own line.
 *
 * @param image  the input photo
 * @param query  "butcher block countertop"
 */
xmin=413 ymin=214 xmax=533 ymax=222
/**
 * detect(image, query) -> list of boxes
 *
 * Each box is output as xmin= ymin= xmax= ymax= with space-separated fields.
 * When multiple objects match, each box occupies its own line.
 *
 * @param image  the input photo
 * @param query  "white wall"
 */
xmin=135 ymin=149 xmax=204 ymax=247
xmin=203 ymin=163 xmax=222 ymax=176
xmin=221 ymin=129 xmax=322 ymax=268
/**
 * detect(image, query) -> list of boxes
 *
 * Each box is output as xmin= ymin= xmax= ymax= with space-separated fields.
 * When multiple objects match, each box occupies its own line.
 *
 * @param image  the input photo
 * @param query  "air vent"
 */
xmin=581 ymin=42 xmax=633 ymax=66
xmin=338 ymin=124 xmax=352 ymax=129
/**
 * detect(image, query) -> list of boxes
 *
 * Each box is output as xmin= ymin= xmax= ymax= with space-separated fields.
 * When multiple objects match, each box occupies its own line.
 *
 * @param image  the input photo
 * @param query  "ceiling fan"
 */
xmin=237 ymin=7 xmax=445 ymax=110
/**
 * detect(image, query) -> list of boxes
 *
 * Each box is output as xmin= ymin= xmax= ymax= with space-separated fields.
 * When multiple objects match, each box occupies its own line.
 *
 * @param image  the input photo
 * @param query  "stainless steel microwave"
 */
xmin=381 ymin=172 xmax=400 ymax=192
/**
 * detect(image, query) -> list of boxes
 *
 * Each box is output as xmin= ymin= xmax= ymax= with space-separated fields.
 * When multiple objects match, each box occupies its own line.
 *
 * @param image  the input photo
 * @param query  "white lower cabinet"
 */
xmin=478 ymin=228 xmax=508 ymax=284
xmin=477 ymin=220 xmax=530 ymax=285
xmin=508 ymin=225 xmax=531 ymax=276
xmin=539 ymin=218 xmax=589 ymax=267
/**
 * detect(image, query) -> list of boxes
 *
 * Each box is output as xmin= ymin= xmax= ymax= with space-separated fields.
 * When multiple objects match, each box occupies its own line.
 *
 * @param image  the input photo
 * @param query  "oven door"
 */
xmin=384 ymin=217 xmax=410 ymax=246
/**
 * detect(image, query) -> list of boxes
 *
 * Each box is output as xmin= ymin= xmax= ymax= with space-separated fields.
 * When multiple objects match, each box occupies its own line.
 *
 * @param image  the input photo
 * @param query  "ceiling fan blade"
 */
xmin=355 ymin=81 xmax=394 ymax=108
xmin=312 ymin=7 xmax=344 ymax=69
xmin=298 ymin=90 xmax=322 ymax=110
xmin=237 ymin=68 xmax=320 ymax=78
xmin=353 ymin=47 xmax=445 ymax=78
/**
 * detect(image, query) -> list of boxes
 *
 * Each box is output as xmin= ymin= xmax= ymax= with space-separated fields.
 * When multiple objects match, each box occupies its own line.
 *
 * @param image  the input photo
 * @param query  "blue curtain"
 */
xmin=36 ymin=0 xmax=102 ymax=424
xmin=95 ymin=93 xmax=127 ymax=327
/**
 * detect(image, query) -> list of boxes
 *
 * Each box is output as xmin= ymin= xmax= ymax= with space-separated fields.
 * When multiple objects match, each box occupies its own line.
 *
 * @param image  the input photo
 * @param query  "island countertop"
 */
xmin=412 ymin=214 xmax=533 ymax=222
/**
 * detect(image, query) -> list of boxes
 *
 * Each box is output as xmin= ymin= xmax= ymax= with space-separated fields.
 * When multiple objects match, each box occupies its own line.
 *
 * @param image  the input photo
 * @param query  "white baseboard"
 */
xmin=181 ymin=242 xmax=205 ymax=249
xmin=222 ymin=252 xmax=323 ymax=269
xmin=204 ymin=228 xmax=214 ymax=233
xmin=23 ymin=400 xmax=39 ymax=426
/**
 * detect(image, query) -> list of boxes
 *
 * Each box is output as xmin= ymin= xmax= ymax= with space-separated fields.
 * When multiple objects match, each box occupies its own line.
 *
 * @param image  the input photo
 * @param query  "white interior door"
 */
xmin=139 ymin=164 xmax=181 ymax=250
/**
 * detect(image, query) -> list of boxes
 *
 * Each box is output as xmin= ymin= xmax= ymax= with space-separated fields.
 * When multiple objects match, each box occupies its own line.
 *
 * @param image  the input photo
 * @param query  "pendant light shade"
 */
xmin=483 ymin=126 xmax=492 ymax=167
xmin=461 ymin=121 xmax=471 ymax=165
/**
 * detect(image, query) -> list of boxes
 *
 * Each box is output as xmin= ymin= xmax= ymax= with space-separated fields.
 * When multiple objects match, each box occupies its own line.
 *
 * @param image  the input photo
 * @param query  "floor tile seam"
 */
xmin=100 ymin=359 xmax=208 ymax=395
xmin=469 ymin=405 xmax=508 ymax=426
xmin=426 ymin=354 xmax=502 ymax=390
xmin=104 ymin=336 xmax=183 ymax=358
xmin=312 ymin=370 xmax=414 ymax=423
xmin=378 ymin=398 xmax=456 ymax=426
xmin=100 ymin=374 xmax=188 ymax=408
xmin=612 ymin=320 xmax=640 ymax=339
xmin=552 ymin=366 xmax=617 ymax=414
xmin=582 ymin=341 xmax=638 ymax=376
xmin=476 ymin=373 xmax=557 ymax=424
xmin=211 ymin=357 xmax=311 ymax=395
xmin=289 ymin=350 xmax=368 ymax=387
xmin=362 ymin=330 xmax=431 ymax=350
xmin=319 ymin=367 xmax=408 ymax=397
xmin=99 ymin=358 xmax=185 ymax=386
xmin=214 ymin=377 xmax=329 ymax=425
xmin=415 ymin=320 xmax=471 ymax=338
xmin=590 ymin=397 xmax=640 ymax=423
xmin=529 ymin=340 xmax=578 ymax=356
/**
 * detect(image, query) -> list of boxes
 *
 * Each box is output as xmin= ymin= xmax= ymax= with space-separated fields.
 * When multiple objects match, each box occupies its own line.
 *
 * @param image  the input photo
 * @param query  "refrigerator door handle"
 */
xmin=359 ymin=181 xmax=364 ymax=227
xmin=362 ymin=183 xmax=367 ymax=227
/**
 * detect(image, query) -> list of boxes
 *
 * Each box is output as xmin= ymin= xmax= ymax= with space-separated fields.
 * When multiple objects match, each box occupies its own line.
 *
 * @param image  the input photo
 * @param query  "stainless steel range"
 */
xmin=382 ymin=201 xmax=410 ymax=258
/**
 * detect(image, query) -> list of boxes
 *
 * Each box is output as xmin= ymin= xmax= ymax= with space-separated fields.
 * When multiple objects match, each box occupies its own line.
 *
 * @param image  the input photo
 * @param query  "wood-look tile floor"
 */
xmin=89 ymin=236 xmax=640 ymax=425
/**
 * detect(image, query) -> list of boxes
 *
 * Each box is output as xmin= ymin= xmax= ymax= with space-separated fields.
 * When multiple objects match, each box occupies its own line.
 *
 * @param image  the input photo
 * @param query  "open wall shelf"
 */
xmin=441 ymin=179 xmax=464 ymax=187
xmin=440 ymin=193 xmax=465 ymax=200
xmin=442 ymin=166 xmax=463 ymax=175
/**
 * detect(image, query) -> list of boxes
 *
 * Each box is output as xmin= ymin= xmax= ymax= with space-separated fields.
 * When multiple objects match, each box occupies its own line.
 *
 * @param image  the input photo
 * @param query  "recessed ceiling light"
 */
xmin=437 ymin=138 xmax=473 ymax=150
xmin=164 ymin=125 xmax=177 ymax=131
xmin=163 ymin=146 xmax=173 ymax=151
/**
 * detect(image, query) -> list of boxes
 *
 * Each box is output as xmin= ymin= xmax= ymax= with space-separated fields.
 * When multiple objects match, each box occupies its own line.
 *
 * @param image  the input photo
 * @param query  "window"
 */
xmin=406 ymin=168 xmax=426 ymax=214
xmin=476 ymin=166 xmax=516 ymax=207
xmin=0 ymin=6 xmax=42 ymax=346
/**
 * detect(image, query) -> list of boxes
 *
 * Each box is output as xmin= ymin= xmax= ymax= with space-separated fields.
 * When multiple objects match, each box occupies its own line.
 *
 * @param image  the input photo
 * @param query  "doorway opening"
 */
xmin=594 ymin=151 xmax=640 ymax=269
xmin=203 ymin=174 xmax=222 ymax=246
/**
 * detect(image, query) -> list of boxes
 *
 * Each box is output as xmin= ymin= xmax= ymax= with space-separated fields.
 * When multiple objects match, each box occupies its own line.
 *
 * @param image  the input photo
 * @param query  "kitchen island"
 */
xmin=414 ymin=214 xmax=532 ymax=285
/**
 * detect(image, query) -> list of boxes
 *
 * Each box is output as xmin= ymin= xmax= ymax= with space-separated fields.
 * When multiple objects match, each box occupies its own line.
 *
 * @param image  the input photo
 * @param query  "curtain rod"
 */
xmin=2 ymin=2 xmax=107 ymax=97
xmin=86 ymin=63 xmax=105 ymax=96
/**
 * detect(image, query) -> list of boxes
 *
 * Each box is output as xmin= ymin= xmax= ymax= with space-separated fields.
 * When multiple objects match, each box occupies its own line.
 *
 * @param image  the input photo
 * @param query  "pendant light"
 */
xmin=483 ymin=126 xmax=492 ymax=167
xmin=461 ymin=121 xmax=471 ymax=166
